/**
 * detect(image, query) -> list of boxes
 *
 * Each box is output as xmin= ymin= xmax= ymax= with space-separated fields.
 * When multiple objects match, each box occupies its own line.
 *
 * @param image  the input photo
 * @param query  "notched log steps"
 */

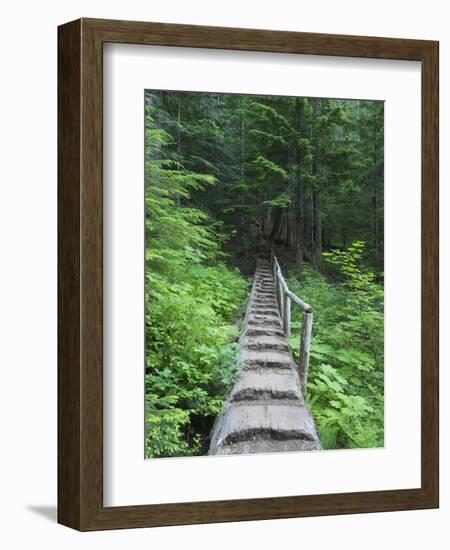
xmin=209 ymin=258 xmax=321 ymax=455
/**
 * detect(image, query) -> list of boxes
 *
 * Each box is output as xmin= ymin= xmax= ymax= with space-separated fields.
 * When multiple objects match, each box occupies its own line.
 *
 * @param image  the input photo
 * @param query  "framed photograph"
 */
xmin=58 ymin=18 xmax=439 ymax=530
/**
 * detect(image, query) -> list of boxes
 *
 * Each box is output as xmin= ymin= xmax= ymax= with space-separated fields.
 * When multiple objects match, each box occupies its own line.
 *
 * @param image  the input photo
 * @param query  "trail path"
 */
xmin=209 ymin=258 xmax=321 ymax=455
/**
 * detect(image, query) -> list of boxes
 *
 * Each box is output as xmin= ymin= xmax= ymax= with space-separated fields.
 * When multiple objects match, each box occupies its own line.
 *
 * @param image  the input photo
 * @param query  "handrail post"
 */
xmin=283 ymin=293 xmax=291 ymax=337
xmin=299 ymin=311 xmax=313 ymax=394
xmin=278 ymin=280 xmax=284 ymax=322
xmin=271 ymin=255 xmax=313 ymax=385
xmin=273 ymin=263 xmax=279 ymax=311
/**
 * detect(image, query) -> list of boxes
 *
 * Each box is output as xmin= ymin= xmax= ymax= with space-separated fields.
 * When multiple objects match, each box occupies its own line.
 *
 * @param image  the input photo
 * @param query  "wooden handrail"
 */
xmin=270 ymin=249 xmax=313 ymax=394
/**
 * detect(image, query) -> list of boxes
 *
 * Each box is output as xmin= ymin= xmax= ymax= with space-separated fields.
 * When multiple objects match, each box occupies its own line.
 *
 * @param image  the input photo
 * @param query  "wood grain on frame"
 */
xmin=58 ymin=18 xmax=439 ymax=531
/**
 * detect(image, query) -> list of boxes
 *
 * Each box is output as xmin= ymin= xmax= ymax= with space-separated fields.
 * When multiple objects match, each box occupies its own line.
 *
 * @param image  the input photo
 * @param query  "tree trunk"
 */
xmin=313 ymin=190 xmax=322 ymax=255
xmin=311 ymin=99 xmax=323 ymax=266
xmin=240 ymin=106 xmax=245 ymax=180
xmin=294 ymin=98 xmax=304 ymax=272
xmin=373 ymin=118 xmax=380 ymax=271
xmin=273 ymin=210 xmax=288 ymax=246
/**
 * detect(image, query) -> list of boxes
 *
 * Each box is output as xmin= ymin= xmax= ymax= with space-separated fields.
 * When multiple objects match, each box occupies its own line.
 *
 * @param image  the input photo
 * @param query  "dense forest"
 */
xmin=145 ymin=90 xmax=384 ymax=458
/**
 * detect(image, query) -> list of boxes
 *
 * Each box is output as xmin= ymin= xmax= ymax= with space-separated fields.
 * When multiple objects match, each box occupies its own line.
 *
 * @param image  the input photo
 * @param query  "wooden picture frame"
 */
xmin=58 ymin=18 xmax=439 ymax=531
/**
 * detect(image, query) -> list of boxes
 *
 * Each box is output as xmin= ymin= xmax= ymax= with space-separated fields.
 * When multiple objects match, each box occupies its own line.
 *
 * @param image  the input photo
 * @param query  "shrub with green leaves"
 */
xmin=145 ymin=107 xmax=249 ymax=458
xmin=288 ymin=242 xmax=384 ymax=450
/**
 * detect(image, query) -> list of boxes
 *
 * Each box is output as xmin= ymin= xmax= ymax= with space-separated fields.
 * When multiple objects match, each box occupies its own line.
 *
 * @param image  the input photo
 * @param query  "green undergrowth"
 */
xmin=145 ymin=115 xmax=249 ymax=459
xmin=287 ymin=242 xmax=384 ymax=450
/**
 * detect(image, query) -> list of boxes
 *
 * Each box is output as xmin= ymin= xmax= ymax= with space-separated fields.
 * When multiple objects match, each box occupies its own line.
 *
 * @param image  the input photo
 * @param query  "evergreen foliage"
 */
xmin=144 ymin=89 xmax=384 ymax=457
xmin=145 ymin=105 xmax=248 ymax=457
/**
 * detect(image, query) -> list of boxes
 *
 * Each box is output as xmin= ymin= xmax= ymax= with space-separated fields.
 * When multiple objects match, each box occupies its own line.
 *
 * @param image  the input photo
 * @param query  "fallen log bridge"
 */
xmin=209 ymin=255 xmax=321 ymax=455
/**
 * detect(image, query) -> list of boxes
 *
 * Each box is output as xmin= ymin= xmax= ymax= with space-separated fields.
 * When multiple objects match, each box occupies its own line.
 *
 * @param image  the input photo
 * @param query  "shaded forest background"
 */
xmin=145 ymin=90 xmax=384 ymax=458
